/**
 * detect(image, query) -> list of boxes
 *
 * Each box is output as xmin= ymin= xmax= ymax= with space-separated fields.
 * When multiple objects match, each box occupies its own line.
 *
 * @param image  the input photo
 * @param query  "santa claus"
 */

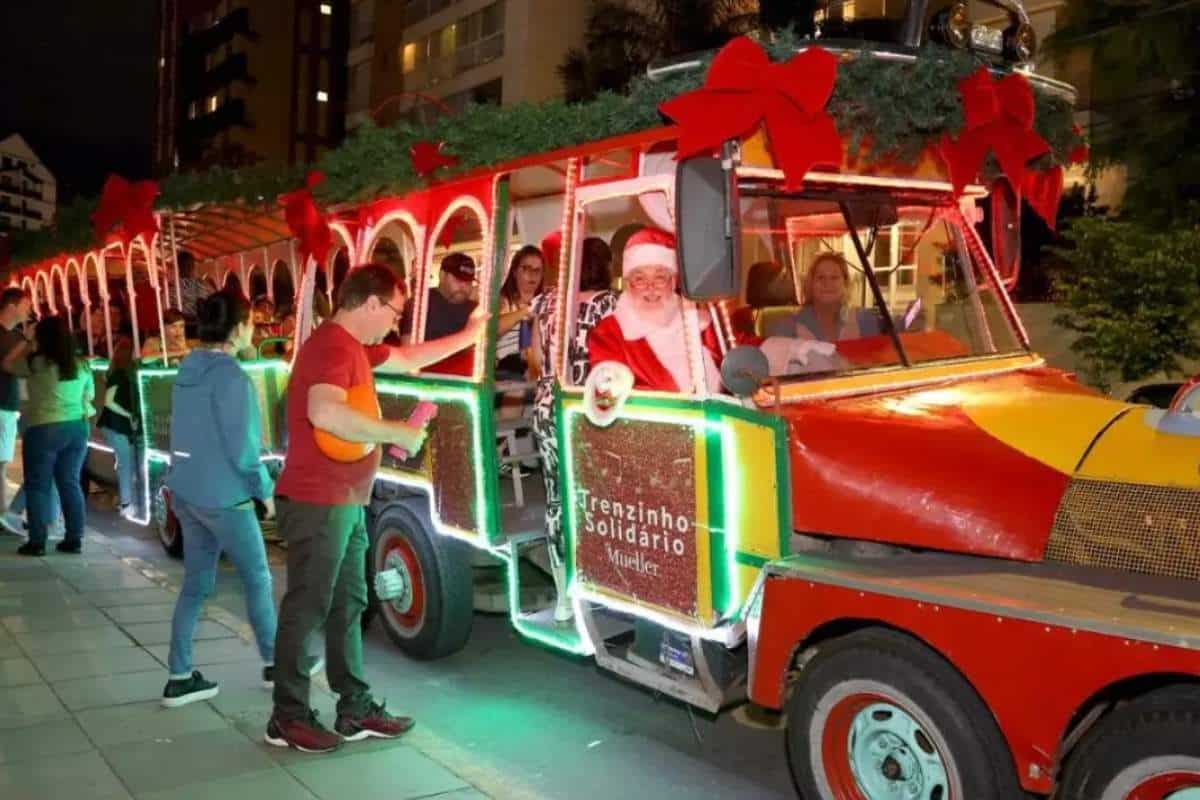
xmin=587 ymin=228 xmax=723 ymax=393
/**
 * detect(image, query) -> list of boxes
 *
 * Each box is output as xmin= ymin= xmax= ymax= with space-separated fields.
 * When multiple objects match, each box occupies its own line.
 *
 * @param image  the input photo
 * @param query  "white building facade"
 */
xmin=0 ymin=134 xmax=56 ymax=233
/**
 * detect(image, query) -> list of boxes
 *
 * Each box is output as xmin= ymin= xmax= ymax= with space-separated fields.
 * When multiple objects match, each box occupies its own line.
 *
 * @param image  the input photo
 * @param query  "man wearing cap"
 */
xmin=400 ymin=252 xmax=478 ymax=342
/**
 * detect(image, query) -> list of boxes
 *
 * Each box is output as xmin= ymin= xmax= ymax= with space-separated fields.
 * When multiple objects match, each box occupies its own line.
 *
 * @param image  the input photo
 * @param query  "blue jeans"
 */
xmin=167 ymin=499 xmax=276 ymax=676
xmin=100 ymin=427 xmax=141 ymax=509
xmin=22 ymin=421 xmax=89 ymax=547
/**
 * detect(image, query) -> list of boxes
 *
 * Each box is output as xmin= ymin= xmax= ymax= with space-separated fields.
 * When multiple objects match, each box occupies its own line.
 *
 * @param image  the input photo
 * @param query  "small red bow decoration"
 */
xmin=410 ymin=140 xmax=458 ymax=178
xmin=92 ymin=175 xmax=159 ymax=246
xmin=660 ymin=37 xmax=841 ymax=190
xmin=939 ymin=68 xmax=1051 ymax=197
xmin=1068 ymin=124 xmax=1089 ymax=166
xmin=280 ymin=171 xmax=333 ymax=267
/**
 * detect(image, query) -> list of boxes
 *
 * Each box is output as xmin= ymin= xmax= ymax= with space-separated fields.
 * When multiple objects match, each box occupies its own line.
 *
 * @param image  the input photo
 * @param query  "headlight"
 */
xmin=1004 ymin=21 xmax=1037 ymax=63
xmin=930 ymin=0 xmax=971 ymax=49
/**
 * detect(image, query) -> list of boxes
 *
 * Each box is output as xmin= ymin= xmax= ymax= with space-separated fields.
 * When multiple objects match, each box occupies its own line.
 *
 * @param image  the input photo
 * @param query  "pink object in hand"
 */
xmin=388 ymin=401 xmax=439 ymax=460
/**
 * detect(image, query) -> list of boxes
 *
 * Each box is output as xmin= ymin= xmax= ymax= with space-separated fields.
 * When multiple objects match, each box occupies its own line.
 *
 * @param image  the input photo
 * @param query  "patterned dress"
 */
xmin=530 ymin=289 xmax=619 ymax=543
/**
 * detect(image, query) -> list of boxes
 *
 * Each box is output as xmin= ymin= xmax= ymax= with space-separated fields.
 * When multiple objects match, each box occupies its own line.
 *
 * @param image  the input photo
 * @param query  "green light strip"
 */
xmin=505 ymin=540 xmax=594 ymax=656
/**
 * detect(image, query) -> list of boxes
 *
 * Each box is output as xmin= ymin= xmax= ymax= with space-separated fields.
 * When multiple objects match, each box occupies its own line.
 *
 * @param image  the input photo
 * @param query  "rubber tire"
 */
xmin=155 ymin=487 xmax=184 ymax=559
xmin=369 ymin=504 xmax=473 ymax=660
xmin=785 ymin=627 xmax=1021 ymax=800
xmin=1057 ymin=684 xmax=1200 ymax=800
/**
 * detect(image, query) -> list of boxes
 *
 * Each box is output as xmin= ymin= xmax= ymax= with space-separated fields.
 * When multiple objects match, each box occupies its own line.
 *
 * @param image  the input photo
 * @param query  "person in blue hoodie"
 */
xmin=161 ymin=290 xmax=278 ymax=707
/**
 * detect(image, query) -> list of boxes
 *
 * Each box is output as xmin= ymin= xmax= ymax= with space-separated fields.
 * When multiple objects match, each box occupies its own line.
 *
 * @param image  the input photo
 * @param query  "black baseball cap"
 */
xmin=440 ymin=252 xmax=476 ymax=282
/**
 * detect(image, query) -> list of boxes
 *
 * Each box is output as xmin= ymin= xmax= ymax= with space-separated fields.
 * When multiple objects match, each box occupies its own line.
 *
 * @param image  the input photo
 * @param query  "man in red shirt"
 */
xmin=267 ymin=264 xmax=484 ymax=753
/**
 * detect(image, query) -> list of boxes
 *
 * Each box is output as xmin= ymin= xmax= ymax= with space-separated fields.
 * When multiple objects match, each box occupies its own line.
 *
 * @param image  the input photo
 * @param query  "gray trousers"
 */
xmin=272 ymin=498 xmax=372 ymax=721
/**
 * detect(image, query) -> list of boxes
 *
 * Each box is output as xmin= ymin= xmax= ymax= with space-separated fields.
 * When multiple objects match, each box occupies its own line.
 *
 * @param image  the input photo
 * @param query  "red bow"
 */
xmin=660 ymin=37 xmax=841 ymax=190
xmin=410 ymin=140 xmax=458 ymax=178
xmin=939 ymin=68 xmax=1050 ymax=197
xmin=280 ymin=171 xmax=333 ymax=267
xmin=92 ymin=175 xmax=159 ymax=246
xmin=1068 ymin=124 xmax=1089 ymax=165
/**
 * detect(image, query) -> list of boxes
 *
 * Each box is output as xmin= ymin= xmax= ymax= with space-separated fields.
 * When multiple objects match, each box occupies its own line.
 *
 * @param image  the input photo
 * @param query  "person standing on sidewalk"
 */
xmin=266 ymin=264 xmax=485 ymax=753
xmin=3 ymin=315 xmax=94 ymax=556
xmin=0 ymin=288 xmax=32 ymax=534
xmin=159 ymin=291 xmax=279 ymax=707
xmin=96 ymin=337 xmax=141 ymax=519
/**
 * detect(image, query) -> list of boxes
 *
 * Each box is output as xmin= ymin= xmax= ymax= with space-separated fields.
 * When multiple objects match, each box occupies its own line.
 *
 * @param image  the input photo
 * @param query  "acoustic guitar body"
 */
xmin=314 ymin=383 xmax=379 ymax=463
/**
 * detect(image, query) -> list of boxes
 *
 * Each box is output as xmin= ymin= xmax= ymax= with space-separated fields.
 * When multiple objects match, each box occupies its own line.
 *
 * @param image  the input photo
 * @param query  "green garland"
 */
xmin=7 ymin=33 xmax=1084 ymax=270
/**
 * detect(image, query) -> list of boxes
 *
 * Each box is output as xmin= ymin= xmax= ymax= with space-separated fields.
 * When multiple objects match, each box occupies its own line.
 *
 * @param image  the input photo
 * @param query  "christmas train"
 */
xmin=5 ymin=6 xmax=1200 ymax=798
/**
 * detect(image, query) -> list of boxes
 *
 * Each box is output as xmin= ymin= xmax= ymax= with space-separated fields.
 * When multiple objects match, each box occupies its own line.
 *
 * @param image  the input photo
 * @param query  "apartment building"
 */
xmin=155 ymin=0 xmax=351 ymax=172
xmin=0 ymin=134 xmax=56 ymax=234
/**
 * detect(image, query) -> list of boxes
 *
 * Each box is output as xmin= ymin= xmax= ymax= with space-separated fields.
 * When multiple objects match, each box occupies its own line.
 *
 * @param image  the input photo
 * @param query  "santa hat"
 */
xmin=623 ymin=227 xmax=677 ymax=275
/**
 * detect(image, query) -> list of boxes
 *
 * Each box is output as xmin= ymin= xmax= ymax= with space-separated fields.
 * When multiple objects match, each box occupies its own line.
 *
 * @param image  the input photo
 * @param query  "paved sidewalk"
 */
xmin=0 ymin=529 xmax=488 ymax=800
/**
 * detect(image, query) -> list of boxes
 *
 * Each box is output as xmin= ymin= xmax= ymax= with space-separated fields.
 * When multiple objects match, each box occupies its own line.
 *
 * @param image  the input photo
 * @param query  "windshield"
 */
xmin=730 ymin=188 xmax=1024 ymax=379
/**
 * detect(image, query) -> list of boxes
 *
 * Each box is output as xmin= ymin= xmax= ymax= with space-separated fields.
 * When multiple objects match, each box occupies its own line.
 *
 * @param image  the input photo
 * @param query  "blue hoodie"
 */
xmin=166 ymin=349 xmax=272 ymax=508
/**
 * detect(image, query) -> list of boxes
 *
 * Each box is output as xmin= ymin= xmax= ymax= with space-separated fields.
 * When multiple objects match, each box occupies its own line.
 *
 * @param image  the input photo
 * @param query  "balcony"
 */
xmin=182 ymin=97 xmax=249 ymax=141
xmin=183 ymin=7 xmax=255 ymax=55
xmin=404 ymin=0 xmax=462 ymax=27
xmin=408 ymin=31 xmax=504 ymax=89
xmin=194 ymin=52 xmax=254 ymax=98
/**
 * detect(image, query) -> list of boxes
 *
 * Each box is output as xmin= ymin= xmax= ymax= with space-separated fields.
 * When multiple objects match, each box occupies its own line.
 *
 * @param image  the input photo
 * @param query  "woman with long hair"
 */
xmin=97 ymin=336 xmax=141 ymax=518
xmin=496 ymin=244 xmax=545 ymax=379
xmin=160 ymin=290 xmax=290 ymax=706
xmin=3 ymin=315 xmax=94 ymax=555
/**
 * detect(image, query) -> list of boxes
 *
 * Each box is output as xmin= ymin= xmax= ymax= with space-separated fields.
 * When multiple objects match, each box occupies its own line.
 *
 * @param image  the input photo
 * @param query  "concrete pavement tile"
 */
xmin=0 ymin=564 xmax=56 ymax=582
xmin=146 ymin=637 xmax=261 ymax=667
xmin=85 ymin=587 xmax=177 ymax=607
xmin=0 ymin=718 xmax=94 ymax=765
xmin=0 ymin=578 xmax=80 ymax=597
xmin=0 ymin=589 xmax=90 ymax=612
xmin=0 ymin=656 xmax=41 ymax=688
xmin=0 ymin=683 xmax=67 ymax=729
xmin=52 ymin=668 xmax=167 ymax=711
xmin=433 ymin=789 xmax=491 ymax=800
xmin=135 ymin=767 xmax=319 ymax=800
xmin=0 ymin=749 xmax=131 ymax=800
xmin=31 ymin=644 xmax=162 ymax=681
xmin=122 ymin=620 xmax=238 ymax=646
xmin=0 ymin=607 xmax=111 ymax=633
xmin=104 ymin=728 xmax=276 ymax=795
xmin=14 ymin=624 xmax=134 ymax=654
xmin=61 ymin=568 xmax=158 ymax=592
xmin=284 ymin=746 xmax=468 ymax=800
xmin=0 ymin=630 xmax=20 ymax=657
xmin=104 ymin=603 xmax=193 ymax=625
xmin=78 ymin=700 xmax=231 ymax=747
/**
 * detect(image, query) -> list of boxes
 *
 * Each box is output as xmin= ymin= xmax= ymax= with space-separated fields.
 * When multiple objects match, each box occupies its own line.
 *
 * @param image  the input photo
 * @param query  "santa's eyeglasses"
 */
xmin=627 ymin=274 xmax=673 ymax=291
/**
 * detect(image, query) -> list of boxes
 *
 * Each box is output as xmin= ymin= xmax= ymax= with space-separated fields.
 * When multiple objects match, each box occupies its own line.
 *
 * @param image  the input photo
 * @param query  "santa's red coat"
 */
xmin=587 ymin=314 xmax=685 ymax=392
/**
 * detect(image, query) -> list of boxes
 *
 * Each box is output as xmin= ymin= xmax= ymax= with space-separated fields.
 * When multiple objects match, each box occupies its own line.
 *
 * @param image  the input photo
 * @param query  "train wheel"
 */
xmin=370 ymin=506 xmax=472 ymax=660
xmin=154 ymin=487 xmax=183 ymax=558
xmin=1058 ymin=685 xmax=1200 ymax=800
xmin=785 ymin=628 xmax=1020 ymax=799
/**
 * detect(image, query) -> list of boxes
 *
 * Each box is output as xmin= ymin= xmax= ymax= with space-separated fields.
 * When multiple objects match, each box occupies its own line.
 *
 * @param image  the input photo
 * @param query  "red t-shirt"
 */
xmin=276 ymin=322 xmax=390 ymax=506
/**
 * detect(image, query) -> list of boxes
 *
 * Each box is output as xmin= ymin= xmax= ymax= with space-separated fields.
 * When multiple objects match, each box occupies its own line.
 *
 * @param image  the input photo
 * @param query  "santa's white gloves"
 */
xmin=759 ymin=337 xmax=838 ymax=376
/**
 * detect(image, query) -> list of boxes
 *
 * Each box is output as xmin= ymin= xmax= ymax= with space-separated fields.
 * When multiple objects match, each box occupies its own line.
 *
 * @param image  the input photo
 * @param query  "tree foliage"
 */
xmin=1052 ymin=217 xmax=1200 ymax=390
xmin=1047 ymin=0 xmax=1200 ymax=225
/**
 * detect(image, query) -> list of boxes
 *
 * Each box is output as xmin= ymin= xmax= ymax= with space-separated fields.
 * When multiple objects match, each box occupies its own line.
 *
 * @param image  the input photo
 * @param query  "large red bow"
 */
xmin=660 ymin=37 xmax=841 ymax=190
xmin=92 ymin=174 xmax=159 ymax=246
xmin=938 ymin=68 xmax=1050 ymax=197
xmin=410 ymin=140 xmax=458 ymax=178
xmin=280 ymin=171 xmax=333 ymax=267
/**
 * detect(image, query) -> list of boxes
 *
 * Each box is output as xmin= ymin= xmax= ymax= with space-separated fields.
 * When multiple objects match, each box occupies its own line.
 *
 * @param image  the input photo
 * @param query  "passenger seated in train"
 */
xmin=763 ymin=253 xmax=883 ymax=343
xmin=400 ymin=252 xmax=478 ymax=342
xmin=495 ymin=245 xmax=545 ymax=381
xmin=140 ymin=309 xmax=193 ymax=364
xmin=587 ymin=228 xmax=724 ymax=393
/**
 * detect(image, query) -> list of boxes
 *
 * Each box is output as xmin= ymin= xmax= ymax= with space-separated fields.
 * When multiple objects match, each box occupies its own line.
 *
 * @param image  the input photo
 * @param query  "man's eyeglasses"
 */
xmin=627 ymin=274 xmax=673 ymax=291
xmin=383 ymin=301 xmax=404 ymax=320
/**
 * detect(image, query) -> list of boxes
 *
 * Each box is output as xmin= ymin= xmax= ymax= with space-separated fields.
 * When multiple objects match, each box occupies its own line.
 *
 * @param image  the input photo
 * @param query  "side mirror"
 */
xmin=990 ymin=177 xmax=1021 ymax=291
xmin=675 ymin=152 xmax=740 ymax=300
xmin=720 ymin=345 xmax=768 ymax=398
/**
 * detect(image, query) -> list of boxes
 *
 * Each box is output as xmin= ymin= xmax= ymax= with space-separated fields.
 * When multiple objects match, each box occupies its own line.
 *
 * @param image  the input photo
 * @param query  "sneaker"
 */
xmin=16 ymin=542 xmax=44 ymax=557
xmin=262 ymin=656 xmax=325 ymax=689
xmin=55 ymin=540 xmax=82 ymax=554
xmin=264 ymin=710 xmax=342 ymax=753
xmin=334 ymin=700 xmax=414 ymax=741
xmin=161 ymin=671 xmax=219 ymax=708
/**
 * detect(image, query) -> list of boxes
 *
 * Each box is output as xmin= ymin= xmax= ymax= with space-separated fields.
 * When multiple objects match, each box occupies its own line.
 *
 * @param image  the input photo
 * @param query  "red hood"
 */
xmin=778 ymin=368 xmax=1123 ymax=561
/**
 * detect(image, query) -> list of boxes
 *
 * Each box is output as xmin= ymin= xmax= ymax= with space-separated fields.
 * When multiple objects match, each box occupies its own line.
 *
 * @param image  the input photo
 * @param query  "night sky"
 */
xmin=0 ymin=2 xmax=157 ymax=203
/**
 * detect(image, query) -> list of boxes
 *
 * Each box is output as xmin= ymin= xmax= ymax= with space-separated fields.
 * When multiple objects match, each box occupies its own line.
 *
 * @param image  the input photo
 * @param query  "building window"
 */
xmin=402 ymin=42 xmax=418 ymax=73
xmin=208 ymin=95 xmax=219 ymax=113
xmin=319 ymin=2 xmax=332 ymax=14
xmin=316 ymin=90 xmax=330 ymax=102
